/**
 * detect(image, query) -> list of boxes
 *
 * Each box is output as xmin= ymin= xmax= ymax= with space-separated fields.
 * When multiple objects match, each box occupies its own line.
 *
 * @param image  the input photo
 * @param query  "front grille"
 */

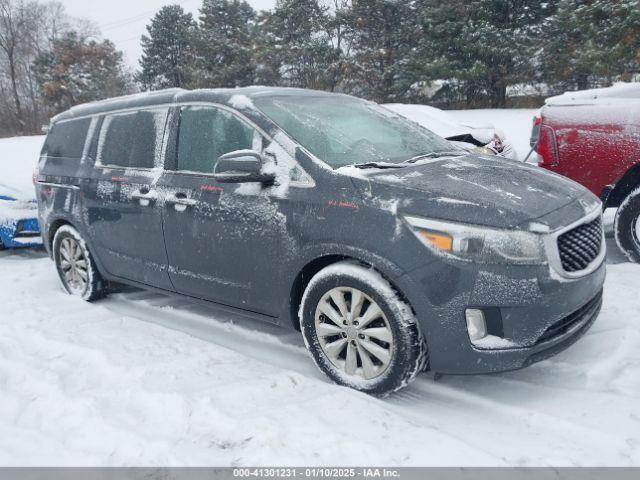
xmin=557 ymin=217 xmax=603 ymax=272
xmin=536 ymin=290 xmax=603 ymax=344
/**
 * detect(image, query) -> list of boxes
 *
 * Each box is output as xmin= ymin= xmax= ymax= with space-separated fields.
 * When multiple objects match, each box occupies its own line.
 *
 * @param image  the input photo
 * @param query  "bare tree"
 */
xmin=0 ymin=0 xmax=28 ymax=133
xmin=0 ymin=0 xmax=81 ymax=135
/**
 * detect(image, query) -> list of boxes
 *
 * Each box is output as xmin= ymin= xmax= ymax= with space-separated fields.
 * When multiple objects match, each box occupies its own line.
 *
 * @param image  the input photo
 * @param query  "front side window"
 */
xmin=255 ymin=95 xmax=457 ymax=168
xmin=176 ymin=106 xmax=258 ymax=173
xmin=97 ymin=108 xmax=169 ymax=169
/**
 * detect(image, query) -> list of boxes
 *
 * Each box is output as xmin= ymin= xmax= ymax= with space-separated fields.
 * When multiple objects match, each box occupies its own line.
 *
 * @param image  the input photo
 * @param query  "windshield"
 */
xmin=254 ymin=95 xmax=458 ymax=168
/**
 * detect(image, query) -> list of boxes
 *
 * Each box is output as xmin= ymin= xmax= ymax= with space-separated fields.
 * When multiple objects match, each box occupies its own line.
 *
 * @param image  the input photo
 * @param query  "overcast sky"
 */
xmin=58 ymin=0 xmax=277 ymax=69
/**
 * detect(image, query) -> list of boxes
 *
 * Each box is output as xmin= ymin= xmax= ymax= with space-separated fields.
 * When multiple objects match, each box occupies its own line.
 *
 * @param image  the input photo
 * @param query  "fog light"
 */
xmin=466 ymin=309 xmax=487 ymax=342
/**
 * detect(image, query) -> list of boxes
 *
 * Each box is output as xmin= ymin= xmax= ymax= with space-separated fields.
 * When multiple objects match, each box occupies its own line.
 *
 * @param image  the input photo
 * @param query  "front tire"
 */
xmin=299 ymin=261 xmax=427 ymax=396
xmin=614 ymin=187 xmax=640 ymax=263
xmin=53 ymin=225 xmax=106 ymax=301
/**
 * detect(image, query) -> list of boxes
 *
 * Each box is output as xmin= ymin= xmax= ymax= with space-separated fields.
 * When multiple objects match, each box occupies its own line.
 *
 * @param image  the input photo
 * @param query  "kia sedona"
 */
xmin=36 ymin=87 xmax=605 ymax=395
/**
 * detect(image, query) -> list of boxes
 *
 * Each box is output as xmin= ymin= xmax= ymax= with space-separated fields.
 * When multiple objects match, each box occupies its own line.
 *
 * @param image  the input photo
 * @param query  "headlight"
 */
xmin=404 ymin=216 xmax=546 ymax=265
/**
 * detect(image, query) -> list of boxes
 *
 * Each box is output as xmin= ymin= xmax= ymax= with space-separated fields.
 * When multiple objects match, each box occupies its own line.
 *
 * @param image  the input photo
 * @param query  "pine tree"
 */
xmin=414 ymin=0 xmax=558 ymax=107
xmin=344 ymin=0 xmax=420 ymax=102
xmin=266 ymin=0 xmax=338 ymax=90
xmin=195 ymin=0 xmax=256 ymax=88
xmin=542 ymin=0 xmax=640 ymax=92
xmin=252 ymin=9 xmax=283 ymax=86
xmin=34 ymin=31 xmax=132 ymax=113
xmin=138 ymin=5 xmax=196 ymax=90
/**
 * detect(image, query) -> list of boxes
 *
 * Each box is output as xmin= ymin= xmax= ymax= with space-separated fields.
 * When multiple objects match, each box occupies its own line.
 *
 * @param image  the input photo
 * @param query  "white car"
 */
xmin=385 ymin=103 xmax=518 ymax=160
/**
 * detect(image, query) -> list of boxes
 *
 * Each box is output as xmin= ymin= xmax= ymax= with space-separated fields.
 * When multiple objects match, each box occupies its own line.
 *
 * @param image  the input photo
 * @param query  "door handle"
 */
xmin=166 ymin=193 xmax=197 ymax=212
xmin=131 ymin=189 xmax=156 ymax=206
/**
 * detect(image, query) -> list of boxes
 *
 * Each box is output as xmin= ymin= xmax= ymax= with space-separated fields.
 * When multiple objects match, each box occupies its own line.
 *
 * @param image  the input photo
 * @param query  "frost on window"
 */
xmin=177 ymin=107 xmax=255 ymax=174
xmin=43 ymin=118 xmax=92 ymax=160
xmin=97 ymin=108 xmax=169 ymax=169
xmin=255 ymin=96 xmax=454 ymax=168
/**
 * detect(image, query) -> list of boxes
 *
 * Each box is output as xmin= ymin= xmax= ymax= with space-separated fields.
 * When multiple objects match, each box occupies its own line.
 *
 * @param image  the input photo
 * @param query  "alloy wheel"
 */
xmin=59 ymin=237 xmax=89 ymax=294
xmin=314 ymin=287 xmax=394 ymax=380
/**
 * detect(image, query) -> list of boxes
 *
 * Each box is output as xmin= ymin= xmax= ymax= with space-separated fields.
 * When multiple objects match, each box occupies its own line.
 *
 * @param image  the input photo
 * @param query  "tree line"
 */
xmin=0 ymin=0 xmax=132 ymax=136
xmin=2 ymin=0 xmax=639 ymax=137
xmin=139 ymin=0 xmax=640 ymax=107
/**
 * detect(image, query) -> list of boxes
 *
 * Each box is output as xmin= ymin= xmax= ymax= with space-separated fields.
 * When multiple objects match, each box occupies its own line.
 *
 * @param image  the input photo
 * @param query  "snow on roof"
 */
xmin=545 ymin=82 xmax=640 ymax=106
xmin=51 ymin=86 xmax=342 ymax=123
xmin=67 ymin=88 xmax=185 ymax=113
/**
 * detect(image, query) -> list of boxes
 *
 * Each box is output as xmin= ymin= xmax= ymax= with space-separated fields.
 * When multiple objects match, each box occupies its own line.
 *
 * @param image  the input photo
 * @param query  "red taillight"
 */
xmin=536 ymin=124 xmax=559 ymax=167
xmin=32 ymin=167 xmax=39 ymax=185
xmin=533 ymin=115 xmax=541 ymax=126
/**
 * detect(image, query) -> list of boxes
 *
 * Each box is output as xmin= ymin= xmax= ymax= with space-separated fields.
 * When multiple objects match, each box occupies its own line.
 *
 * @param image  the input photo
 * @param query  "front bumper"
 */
xmin=396 ymin=257 xmax=606 ymax=375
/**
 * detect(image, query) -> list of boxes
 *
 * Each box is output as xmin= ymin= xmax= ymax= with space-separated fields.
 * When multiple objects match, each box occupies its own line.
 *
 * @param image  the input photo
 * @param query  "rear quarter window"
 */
xmin=43 ymin=118 xmax=92 ymax=159
xmin=97 ymin=108 xmax=169 ymax=169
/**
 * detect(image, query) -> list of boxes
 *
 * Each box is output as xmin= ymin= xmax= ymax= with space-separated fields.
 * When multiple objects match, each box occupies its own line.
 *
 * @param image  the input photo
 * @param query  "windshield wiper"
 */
xmin=402 ymin=151 xmax=463 ymax=164
xmin=351 ymin=162 xmax=405 ymax=170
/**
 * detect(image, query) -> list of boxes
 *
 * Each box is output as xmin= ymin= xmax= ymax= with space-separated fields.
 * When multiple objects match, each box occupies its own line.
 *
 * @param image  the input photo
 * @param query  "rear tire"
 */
xmin=614 ymin=187 xmax=640 ymax=263
xmin=53 ymin=225 xmax=106 ymax=301
xmin=299 ymin=261 xmax=427 ymax=396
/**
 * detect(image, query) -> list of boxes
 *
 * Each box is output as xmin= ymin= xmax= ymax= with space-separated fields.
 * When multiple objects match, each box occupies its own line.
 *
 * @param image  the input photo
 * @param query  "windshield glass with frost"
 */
xmin=254 ymin=95 xmax=456 ymax=167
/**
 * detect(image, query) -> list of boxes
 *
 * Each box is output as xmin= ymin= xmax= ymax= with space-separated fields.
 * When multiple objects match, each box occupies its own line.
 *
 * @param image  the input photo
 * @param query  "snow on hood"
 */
xmin=351 ymin=154 xmax=595 ymax=229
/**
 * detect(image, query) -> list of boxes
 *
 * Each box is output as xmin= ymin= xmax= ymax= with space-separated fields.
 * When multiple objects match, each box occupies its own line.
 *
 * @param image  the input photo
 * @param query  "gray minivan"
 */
xmin=36 ymin=87 xmax=606 ymax=395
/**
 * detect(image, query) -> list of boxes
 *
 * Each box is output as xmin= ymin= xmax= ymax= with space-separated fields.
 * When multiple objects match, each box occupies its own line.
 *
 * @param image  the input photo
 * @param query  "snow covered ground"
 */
xmin=1 ymin=239 xmax=639 ymax=466
xmin=1 ymin=111 xmax=639 ymax=466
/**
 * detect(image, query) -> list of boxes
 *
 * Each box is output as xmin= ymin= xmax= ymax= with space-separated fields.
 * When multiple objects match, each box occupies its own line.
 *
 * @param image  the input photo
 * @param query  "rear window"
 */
xmin=43 ymin=118 xmax=91 ymax=159
xmin=97 ymin=108 xmax=169 ymax=169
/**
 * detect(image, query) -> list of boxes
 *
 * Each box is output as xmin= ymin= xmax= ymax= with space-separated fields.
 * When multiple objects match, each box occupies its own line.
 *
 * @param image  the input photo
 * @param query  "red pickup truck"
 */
xmin=533 ymin=83 xmax=640 ymax=262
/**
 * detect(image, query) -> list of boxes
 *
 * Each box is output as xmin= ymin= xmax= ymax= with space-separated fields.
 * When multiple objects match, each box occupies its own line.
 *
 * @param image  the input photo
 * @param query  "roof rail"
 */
xmin=67 ymin=88 xmax=186 ymax=113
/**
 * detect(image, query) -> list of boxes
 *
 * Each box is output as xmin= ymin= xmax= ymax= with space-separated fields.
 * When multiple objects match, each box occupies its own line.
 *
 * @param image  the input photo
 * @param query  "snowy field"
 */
xmin=1 ymin=109 xmax=639 ymax=466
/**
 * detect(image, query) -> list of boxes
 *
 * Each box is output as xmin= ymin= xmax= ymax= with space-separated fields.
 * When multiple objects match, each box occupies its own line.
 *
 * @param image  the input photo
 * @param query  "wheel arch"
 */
xmin=47 ymin=217 xmax=74 ymax=256
xmin=286 ymin=245 xmax=411 ymax=331
xmin=46 ymin=218 xmax=104 ymax=277
xmin=605 ymin=162 xmax=640 ymax=208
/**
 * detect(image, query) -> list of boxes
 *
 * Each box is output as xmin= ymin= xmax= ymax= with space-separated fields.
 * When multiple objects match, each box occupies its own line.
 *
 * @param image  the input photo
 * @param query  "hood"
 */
xmin=351 ymin=154 xmax=596 ymax=229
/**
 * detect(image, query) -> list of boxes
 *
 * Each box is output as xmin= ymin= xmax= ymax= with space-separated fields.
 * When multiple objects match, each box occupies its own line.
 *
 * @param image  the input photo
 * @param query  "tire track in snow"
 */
xmin=101 ymin=288 xmax=638 ymax=465
xmin=102 ymin=291 xmax=509 ymax=463
xmin=3 ymin=252 xmax=638 ymax=464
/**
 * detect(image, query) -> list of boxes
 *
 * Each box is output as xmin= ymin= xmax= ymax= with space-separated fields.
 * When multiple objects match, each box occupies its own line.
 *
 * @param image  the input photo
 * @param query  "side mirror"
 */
xmin=213 ymin=150 xmax=275 ymax=184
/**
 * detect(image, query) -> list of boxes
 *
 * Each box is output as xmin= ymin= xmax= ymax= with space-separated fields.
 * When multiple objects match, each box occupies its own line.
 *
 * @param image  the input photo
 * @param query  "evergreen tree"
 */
xmin=542 ymin=0 xmax=640 ymax=92
xmin=252 ymin=9 xmax=283 ymax=86
xmin=323 ymin=0 xmax=356 ymax=92
xmin=195 ymin=0 xmax=256 ymax=88
xmin=415 ymin=0 xmax=558 ymax=107
xmin=34 ymin=31 xmax=132 ymax=114
xmin=266 ymin=0 xmax=338 ymax=90
xmin=344 ymin=0 xmax=420 ymax=102
xmin=138 ymin=5 xmax=196 ymax=90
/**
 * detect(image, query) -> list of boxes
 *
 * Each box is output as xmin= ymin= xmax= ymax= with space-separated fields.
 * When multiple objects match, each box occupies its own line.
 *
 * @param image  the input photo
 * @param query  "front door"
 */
xmin=85 ymin=108 xmax=173 ymax=290
xmin=158 ymin=105 xmax=294 ymax=315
